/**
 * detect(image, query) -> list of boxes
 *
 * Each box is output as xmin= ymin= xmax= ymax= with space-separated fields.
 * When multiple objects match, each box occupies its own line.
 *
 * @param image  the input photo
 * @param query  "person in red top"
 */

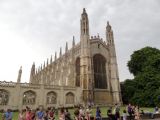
xmin=25 ymin=109 xmax=32 ymax=120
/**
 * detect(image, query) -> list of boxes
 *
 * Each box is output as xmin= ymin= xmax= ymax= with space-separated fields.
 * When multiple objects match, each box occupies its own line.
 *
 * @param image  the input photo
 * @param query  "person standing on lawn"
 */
xmin=127 ymin=103 xmax=133 ymax=120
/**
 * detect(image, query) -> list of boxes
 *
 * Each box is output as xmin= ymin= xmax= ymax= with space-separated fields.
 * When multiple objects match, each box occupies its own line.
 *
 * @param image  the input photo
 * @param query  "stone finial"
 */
xmin=97 ymin=33 xmax=100 ymax=38
xmin=65 ymin=42 xmax=68 ymax=52
xmin=59 ymin=47 xmax=62 ymax=57
xmin=83 ymin=8 xmax=86 ymax=13
xmin=38 ymin=67 xmax=40 ymax=73
xmin=72 ymin=36 xmax=75 ymax=47
xmin=41 ymin=64 xmax=42 ymax=70
xmin=36 ymin=69 xmax=38 ymax=74
xmin=55 ymin=52 xmax=57 ymax=60
xmin=17 ymin=66 xmax=22 ymax=83
xmin=47 ymin=58 xmax=49 ymax=66
xmin=106 ymin=21 xmax=112 ymax=32
xmin=50 ymin=55 xmax=52 ymax=64
xmin=43 ymin=61 xmax=45 ymax=68
xmin=29 ymin=63 xmax=35 ymax=83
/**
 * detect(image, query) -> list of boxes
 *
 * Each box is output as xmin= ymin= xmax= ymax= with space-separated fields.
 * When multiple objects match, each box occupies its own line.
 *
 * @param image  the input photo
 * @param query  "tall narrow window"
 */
xmin=93 ymin=54 xmax=107 ymax=89
xmin=23 ymin=90 xmax=36 ymax=105
xmin=75 ymin=57 xmax=80 ymax=86
xmin=0 ymin=89 xmax=9 ymax=105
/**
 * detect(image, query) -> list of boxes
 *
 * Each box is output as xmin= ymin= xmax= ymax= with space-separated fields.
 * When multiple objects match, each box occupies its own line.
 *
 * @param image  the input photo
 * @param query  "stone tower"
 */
xmin=106 ymin=21 xmax=121 ymax=104
xmin=80 ymin=8 xmax=93 ymax=104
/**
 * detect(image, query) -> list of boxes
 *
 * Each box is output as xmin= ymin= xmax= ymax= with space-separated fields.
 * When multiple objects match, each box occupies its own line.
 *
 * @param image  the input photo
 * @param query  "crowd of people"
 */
xmin=1 ymin=104 xmax=159 ymax=120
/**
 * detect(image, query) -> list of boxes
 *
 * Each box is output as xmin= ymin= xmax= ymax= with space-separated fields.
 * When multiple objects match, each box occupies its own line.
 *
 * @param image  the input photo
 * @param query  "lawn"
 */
xmin=0 ymin=106 xmax=154 ymax=120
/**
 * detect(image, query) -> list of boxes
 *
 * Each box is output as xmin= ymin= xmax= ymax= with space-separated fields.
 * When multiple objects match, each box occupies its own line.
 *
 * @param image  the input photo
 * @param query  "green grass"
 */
xmin=0 ymin=106 xmax=154 ymax=120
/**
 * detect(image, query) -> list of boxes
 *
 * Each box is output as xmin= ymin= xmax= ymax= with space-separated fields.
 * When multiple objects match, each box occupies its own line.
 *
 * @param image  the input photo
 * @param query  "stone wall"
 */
xmin=0 ymin=81 xmax=83 ymax=110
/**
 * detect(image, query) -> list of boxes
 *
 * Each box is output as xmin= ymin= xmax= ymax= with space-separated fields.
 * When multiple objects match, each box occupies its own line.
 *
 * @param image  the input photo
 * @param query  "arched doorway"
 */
xmin=66 ymin=92 xmax=74 ymax=104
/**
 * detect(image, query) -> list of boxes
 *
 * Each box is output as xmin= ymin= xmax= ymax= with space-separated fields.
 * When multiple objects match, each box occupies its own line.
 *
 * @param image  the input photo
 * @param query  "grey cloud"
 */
xmin=0 ymin=0 xmax=159 ymax=81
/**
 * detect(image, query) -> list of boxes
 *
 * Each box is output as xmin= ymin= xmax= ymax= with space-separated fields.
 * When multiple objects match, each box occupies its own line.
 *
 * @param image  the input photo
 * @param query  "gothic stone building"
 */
xmin=0 ymin=8 xmax=121 ymax=110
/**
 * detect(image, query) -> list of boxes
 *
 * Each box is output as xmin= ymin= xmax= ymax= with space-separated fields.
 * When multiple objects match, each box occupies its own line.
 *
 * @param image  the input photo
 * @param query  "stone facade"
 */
xmin=0 ymin=8 xmax=121 ymax=110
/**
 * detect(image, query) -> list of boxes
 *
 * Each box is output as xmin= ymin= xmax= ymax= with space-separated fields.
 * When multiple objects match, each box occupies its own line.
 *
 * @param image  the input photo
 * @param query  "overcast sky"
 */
xmin=0 ymin=0 xmax=160 ymax=83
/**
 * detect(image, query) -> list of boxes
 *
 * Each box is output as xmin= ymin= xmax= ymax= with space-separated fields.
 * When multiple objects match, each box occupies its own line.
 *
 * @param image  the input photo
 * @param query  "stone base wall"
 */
xmin=0 ymin=82 xmax=83 ymax=110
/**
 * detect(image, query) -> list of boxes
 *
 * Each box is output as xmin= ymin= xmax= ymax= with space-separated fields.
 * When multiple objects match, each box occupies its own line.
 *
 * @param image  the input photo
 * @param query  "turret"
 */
xmin=81 ymin=8 xmax=89 ymax=36
xmin=50 ymin=55 xmax=52 ymax=64
xmin=29 ymin=63 xmax=35 ymax=83
xmin=59 ymin=47 xmax=62 ymax=57
xmin=72 ymin=36 xmax=75 ymax=47
xmin=106 ymin=21 xmax=121 ymax=104
xmin=106 ymin=21 xmax=114 ymax=45
xmin=65 ymin=42 xmax=68 ymax=53
xmin=55 ymin=52 xmax=57 ymax=60
xmin=17 ymin=66 xmax=22 ymax=83
xmin=80 ymin=8 xmax=93 ymax=104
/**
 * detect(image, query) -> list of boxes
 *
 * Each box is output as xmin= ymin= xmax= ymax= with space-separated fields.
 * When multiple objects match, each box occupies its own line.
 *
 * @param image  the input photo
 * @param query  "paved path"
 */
xmin=144 ymin=117 xmax=160 ymax=120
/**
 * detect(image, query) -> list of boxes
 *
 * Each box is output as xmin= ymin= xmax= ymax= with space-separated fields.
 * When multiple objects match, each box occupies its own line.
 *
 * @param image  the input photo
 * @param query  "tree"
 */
xmin=127 ymin=47 xmax=160 ymax=76
xmin=122 ymin=46 xmax=160 ymax=107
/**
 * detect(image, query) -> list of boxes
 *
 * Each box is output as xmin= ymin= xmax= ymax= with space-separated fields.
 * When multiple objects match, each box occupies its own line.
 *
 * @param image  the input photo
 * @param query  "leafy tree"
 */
xmin=121 ymin=46 xmax=160 ymax=107
xmin=127 ymin=47 xmax=160 ymax=76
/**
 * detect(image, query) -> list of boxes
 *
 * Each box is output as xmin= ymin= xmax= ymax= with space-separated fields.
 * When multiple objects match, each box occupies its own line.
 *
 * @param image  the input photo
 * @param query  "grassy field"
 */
xmin=0 ymin=106 xmax=154 ymax=120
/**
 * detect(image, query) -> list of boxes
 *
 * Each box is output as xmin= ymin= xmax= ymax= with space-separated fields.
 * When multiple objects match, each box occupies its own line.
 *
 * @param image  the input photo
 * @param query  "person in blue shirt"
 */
xmin=96 ymin=106 xmax=102 ymax=120
xmin=5 ymin=109 xmax=13 ymax=120
xmin=37 ymin=107 xmax=44 ymax=120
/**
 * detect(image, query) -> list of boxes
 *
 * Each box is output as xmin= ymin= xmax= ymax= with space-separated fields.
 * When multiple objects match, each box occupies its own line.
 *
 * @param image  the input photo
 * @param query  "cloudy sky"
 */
xmin=0 ymin=0 xmax=160 ymax=83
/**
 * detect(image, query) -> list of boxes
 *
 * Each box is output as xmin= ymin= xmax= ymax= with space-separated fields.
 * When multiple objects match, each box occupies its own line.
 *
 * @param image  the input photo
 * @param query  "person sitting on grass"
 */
xmin=86 ymin=106 xmax=92 ymax=120
xmin=74 ymin=108 xmax=82 ymax=120
xmin=122 ymin=110 xmax=127 ymax=120
xmin=18 ymin=109 xmax=25 ymax=120
xmin=37 ymin=107 xmax=44 ymax=120
xmin=1 ymin=109 xmax=5 ymax=120
xmin=154 ymin=106 xmax=159 ymax=114
xmin=48 ymin=108 xmax=55 ymax=120
xmin=107 ymin=107 xmax=115 ymax=120
xmin=5 ymin=109 xmax=13 ymax=120
xmin=59 ymin=107 xmax=65 ymax=120
xmin=65 ymin=108 xmax=72 ymax=120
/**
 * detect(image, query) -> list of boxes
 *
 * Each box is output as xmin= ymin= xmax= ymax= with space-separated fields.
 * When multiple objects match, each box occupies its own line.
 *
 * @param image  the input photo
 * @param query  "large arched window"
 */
xmin=93 ymin=54 xmax=107 ymax=89
xmin=0 ymin=89 xmax=9 ymax=105
xmin=46 ymin=91 xmax=57 ymax=104
xmin=66 ymin=92 xmax=74 ymax=104
xmin=23 ymin=90 xmax=36 ymax=105
xmin=75 ymin=57 xmax=80 ymax=87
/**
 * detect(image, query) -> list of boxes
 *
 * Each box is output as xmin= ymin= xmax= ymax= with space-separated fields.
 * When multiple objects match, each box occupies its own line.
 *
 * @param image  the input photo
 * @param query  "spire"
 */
xmin=72 ymin=36 xmax=75 ymax=47
xmin=65 ymin=42 xmax=68 ymax=52
xmin=50 ymin=55 xmax=52 ymax=63
xmin=17 ymin=66 xmax=22 ymax=83
xmin=55 ymin=52 xmax=57 ymax=60
xmin=59 ymin=47 xmax=62 ymax=57
xmin=81 ymin=8 xmax=89 ymax=35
